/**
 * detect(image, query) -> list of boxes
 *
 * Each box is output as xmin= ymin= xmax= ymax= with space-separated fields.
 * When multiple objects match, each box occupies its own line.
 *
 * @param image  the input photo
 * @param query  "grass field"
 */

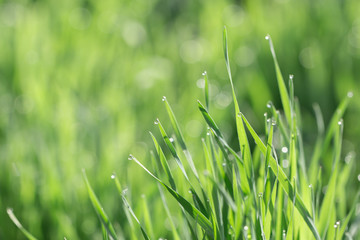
xmin=1 ymin=0 xmax=360 ymax=239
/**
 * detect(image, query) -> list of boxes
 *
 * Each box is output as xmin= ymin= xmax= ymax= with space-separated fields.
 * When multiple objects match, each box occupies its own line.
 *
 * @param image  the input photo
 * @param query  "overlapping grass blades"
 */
xmin=80 ymin=30 xmax=355 ymax=239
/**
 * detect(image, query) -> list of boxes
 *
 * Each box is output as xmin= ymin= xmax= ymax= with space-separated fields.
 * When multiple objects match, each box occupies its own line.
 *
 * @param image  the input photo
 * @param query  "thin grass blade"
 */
xmin=7 ymin=208 xmax=38 ymax=240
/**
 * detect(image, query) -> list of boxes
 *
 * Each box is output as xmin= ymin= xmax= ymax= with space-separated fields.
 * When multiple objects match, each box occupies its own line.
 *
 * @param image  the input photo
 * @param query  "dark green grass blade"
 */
xmin=7 ymin=208 xmax=38 ymax=240
xmin=162 ymin=96 xmax=200 ymax=181
xmin=130 ymin=155 xmax=214 ymax=238
xmin=121 ymin=195 xmax=151 ymax=240
xmin=156 ymin=119 xmax=189 ymax=181
xmin=150 ymin=131 xmax=177 ymax=190
xmin=82 ymin=170 xmax=118 ymax=240
xmin=265 ymin=35 xmax=291 ymax=125
xmin=241 ymin=113 xmax=321 ymax=240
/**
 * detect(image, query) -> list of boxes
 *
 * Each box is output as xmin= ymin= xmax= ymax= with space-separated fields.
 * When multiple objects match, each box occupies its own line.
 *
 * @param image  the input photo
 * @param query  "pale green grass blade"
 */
xmin=275 ymin=187 xmax=284 ymax=240
xmin=198 ymin=100 xmax=222 ymax=137
xmin=7 ymin=208 xmax=38 ymax=240
xmin=203 ymin=71 xmax=210 ymax=110
xmin=241 ymin=113 xmax=321 ymax=240
xmin=150 ymin=131 xmax=177 ymax=190
xmin=157 ymin=183 xmax=181 ymax=240
xmin=267 ymin=101 xmax=290 ymax=145
xmin=130 ymin=155 xmax=214 ymax=238
xmin=207 ymin=174 xmax=237 ymax=212
xmin=286 ymin=178 xmax=297 ymax=240
xmin=102 ymin=225 xmax=110 ymax=240
xmin=82 ymin=170 xmax=118 ymax=240
xmin=141 ymin=195 xmax=155 ymax=239
xmin=265 ymin=35 xmax=291 ymax=125
xmin=322 ymin=93 xmax=352 ymax=158
xmin=317 ymin=120 xmax=343 ymax=236
xmin=121 ymin=195 xmax=151 ymax=240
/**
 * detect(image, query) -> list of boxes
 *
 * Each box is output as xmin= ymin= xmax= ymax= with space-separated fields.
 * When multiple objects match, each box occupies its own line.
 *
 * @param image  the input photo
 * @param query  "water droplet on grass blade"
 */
xmin=265 ymin=35 xmax=270 ymax=40
xmin=244 ymin=226 xmax=248 ymax=231
xmin=162 ymin=96 xmax=166 ymax=101
xmin=169 ymin=137 xmax=174 ymax=142
xmin=128 ymin=154 xmax=134 ymax=160
xmin=289 ymin=74 xmax=294 ymax=80
xmin=281 ymin=147 xmax=288 ymax=153
xmin=111 ymin=174 xmax=116 ymax=179
xmin=358 ymin=174 xmax=360 ymax=182
xmin=309 ymin=184 xmax=312 ymax=188
xmin=347 ymin=91 xmax=354 ymax=98
xmin=202 ymin=70 xmax=207 ymax=76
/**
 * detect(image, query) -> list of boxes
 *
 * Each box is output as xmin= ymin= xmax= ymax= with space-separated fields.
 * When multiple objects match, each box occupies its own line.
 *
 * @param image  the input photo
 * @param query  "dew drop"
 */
xmin=266 ymin=119 xmax=271 ymax=123
xmin=169 ymin=137 xmax=174 ymax=142
xmin=347 ymin=91 xmax=354 ymax=98
xmin=264 ymin=113 xmax=267 ymax=117
xmin=162 ymin=96 xmax=166 ymax=101
xmin=271 ymin=120 xmax=276 ymax=126
xmin=128 ymin=154 xmax=134 ymax=160
xmin=222 ymin=162 xmax=226 ymax=167
xmin=244 ymin=226 xmax=248 ymax=231
xmin=282 ymin=159 xmax=289 ymax=168
xmin=265 ymin=35 xmax=270 ymax=40
xmin=188 ymin=190 xmax=192 ymax=194
xmin=334 ymin=224 xmax=338 ymax=228
xmin=266 ymin=103 xmax=271 ymax=108
xmin=111 ymin=174 xmax=116 ymax=179
xmin=289 ymin=74 xmax=294 ymax=80
xmin=202 ymin=71 xmax=207 ymax=76
xmin=258 ymin=192 xmax=263 ymax=198
xmin=281 ymin=147 xmax=288 ymax=153
xmin=336 ymin=221 xmax=340 ymax=226
xmin=206 ymin=132 xmax=210 ymax=136
xmin=154 ymin=120 xmax=158 ymax=125
xmin=338 ymin=120 xmax=342 ymax=125
xmin=357 ymin=174 xmax=360 ymax=182
xmin=309 ymin=184 xmax=312 ymax=188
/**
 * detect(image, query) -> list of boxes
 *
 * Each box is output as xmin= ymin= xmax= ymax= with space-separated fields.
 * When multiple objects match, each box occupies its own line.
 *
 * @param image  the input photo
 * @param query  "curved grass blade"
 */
xmin=265 ymin=35 xmax=291 ymax=125
xmin=7 ymin=208 xmax=38 ymax=240
xmin=82 ymin=170 xmax=118 ymax=240
xmin=337 ymin=191 xmax=360 ymax=240
xmin=203 ymin=71 xmax=210 ymax=110
xmin=241 ymin=113 xmax=321 ymax=240
xmin=129 ymin=155 xmax=214 ymax=238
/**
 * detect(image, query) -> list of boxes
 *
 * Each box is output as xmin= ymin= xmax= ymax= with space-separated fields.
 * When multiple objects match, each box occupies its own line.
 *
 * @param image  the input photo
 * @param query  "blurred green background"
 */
xmin=0 ymin=0 xmax=359 ymax=239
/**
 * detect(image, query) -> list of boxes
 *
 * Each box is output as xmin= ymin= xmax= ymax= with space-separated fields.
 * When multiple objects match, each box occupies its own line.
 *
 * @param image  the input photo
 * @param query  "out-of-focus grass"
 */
xmin=1 ymin=0 xmax=360 ymax=239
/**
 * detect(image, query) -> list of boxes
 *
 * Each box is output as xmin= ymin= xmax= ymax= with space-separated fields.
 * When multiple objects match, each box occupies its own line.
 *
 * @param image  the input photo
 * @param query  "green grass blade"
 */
xmin=82 ymin=170 xmax=118 ymax=240
xmin=162 ymin=96 xmax=200 ymax=181
xmin=7 ymin=208 xmax=38 ymax=240
xmin=203 ymin=71 xmax=210 ymax=110
xmin=156 ymin=118 xmax=189 ymax=181
xmin=121 ymin=195 xmax=151 ymax=240
xmin=265 ymin=35 xmax=291 ymax=125
xmin=337 ymin=191 xmax=360 ymax=240
xmin=223 ymin=26 xmax=253 ymax=187
xmin=150 ymin=131 xmax=177 ymax=190
xmin=130 ymin=155 xmax=214 ymax=238
xmin=241 ymin=113 xmax=321 ymax=240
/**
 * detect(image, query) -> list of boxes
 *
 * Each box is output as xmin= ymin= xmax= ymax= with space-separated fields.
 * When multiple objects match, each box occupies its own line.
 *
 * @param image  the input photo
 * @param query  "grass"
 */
xmin=8 ymin=28 xmax=359 ymax=239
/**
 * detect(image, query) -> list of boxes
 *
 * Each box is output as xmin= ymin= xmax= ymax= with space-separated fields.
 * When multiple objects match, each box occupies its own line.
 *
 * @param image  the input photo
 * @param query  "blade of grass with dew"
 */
xmin=198 ymin=100 xmax=250 ymax=195
xmin=338 ymin=191 xmax=360 ymax=240
xmin=129 ymin=155 xmax=214 ymax=238
xmin=265 ymin=35 xmax=291 ymax=126
xmin=121 ymin=194 xmax=150 ymax=240
xmin=223 ymin=26 xmax=254 ymax=193
xmin=207 ymin=174 xmax=237 ymax=212
xmin=156 ymin=120 xmax=208 ymax=216
xmin=112 ymin=175 xmax=138 ymax=239
xmin=240 ymin=113 xmax=321 ymax=240
xmin=203 ymin=71 xmax=210 ymax=110
xmin=7 ymin=208 xmax=38 ymax=240
xmin=82 ymin=170 xmax=118 ymax=240
xmin=268 ymin=101 xmax=290 ymax=145
xmin=162 ymin=96 xmax=200 ymax=181
xmin=156 ymin=119 xmax=189 ymax=181
xmin=317 ymin=120 xmax=343 ymax=236
xmin=150 ymin=131 xmax=176 ymax=190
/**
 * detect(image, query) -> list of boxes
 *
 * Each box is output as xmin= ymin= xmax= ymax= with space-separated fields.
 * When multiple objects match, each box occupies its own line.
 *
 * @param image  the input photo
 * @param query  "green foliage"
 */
xmin=2 ymin=1 xmax=360 ymax=239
